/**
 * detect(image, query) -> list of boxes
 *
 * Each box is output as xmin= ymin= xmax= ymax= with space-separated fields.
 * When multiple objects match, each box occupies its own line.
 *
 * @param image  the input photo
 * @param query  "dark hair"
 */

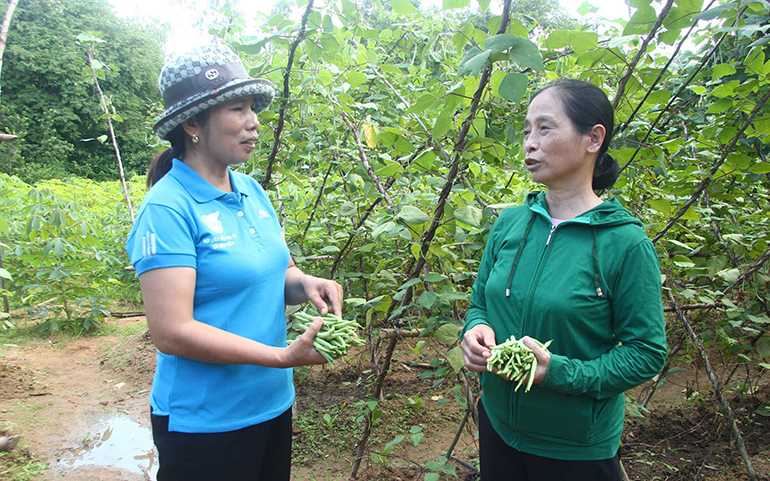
xmin=146 ymin=110 xmax=210 ymax=188
xmin=531 ymin=78 xmax=620 ymax=191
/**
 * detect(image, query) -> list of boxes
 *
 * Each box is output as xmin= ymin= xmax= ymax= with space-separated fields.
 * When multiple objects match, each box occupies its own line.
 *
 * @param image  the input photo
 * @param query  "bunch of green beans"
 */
xmin=486 ymin=335 xmax=552 ymax=393
xmin=291 ymin=310 xmax=365 ymax=366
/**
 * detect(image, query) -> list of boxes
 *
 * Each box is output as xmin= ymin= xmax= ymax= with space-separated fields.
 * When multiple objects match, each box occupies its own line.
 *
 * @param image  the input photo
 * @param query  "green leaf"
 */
xmin=545 ymin=30 xmax=570 ymax=49
xmin=0 ymin=217 xmax=8 ymax=235
xmin=322 ymin=14 xmax=334 ymax=33
xmin=452 ymin=31 xmax=469 ymax=52
xmin=424 ymin=273 xmax=447 ymax=282
xmin=347 ymin=71 xmax=368 ymax=89
xmin=446 ymin=346 xmax=465 ymax=373
xmin=712 ymin=63 xmax=737 ymax=80
xmin=384 ymin=434 xmax=405 ymax=453
xmin=577 ymin=2 xmax=600 ymax=15
xmin=484 ymin=34 xmax=523 ymax=54
xmin=693 ymin=2 xmax=737 ymax=21
xmin=497 ymin=72 xmax=528 ymax=102
xmin=433 ymin=110 xmax=452 ymax=138
xmin=458 ymin=49 xmax=491 ymax=77
xmin=339 ymin=201 xmax=358 ymax=216
xmin=454 ymin=205 xmax=483 ymax=227
xmin=443 ymin=0 xmax=469 ymax=9
xmin=479 ymin=0 xmax=491 ymax=10
xmin=672 ymin=255 xmax=695 ymax=268
xmin=624 ymin=5 xmax=657 ymax=35
xmin=0 ymin=268 xmax=12 ymax=280
xmin=398 ymin=205 xmax=432 ymax=224
xmin=570 ymin=31 xmax=598 ymax=54
xmin=508 ymin=38 xmax=544 ymax=70
xmin=648 ymin=198 xmax=670 ymax=214
xmin=706 ymin=98 xmax=732 ymax=113
xmin=418 ymin=291 xmax=438 ymax=308
xmin=436 ymin=323 xmax=460 ymax=344
xmin=414 ymin=150 xmax=436 ymax=170
xmin=372 ymin=221 xmax=398 ymax=238
xmin=711 ymin=80 xmax=739 ymax=98
xmin=408 ymin=93 xmax=437 ymax=114
xmin=749 ymin=163 xmax=770 ymax=174
xmin=391 ymin=0 xmax=418 ymax=15
xmin=374 ymin=161 xmax=403 ymax=176
xmin=54 ymin=238 xmax=64 ymax=257
xmin=717 ymin=268 xmax=740 ymax=284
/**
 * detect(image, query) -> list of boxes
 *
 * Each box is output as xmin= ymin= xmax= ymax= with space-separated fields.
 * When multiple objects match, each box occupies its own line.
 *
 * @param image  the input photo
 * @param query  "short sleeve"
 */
xmin=126 ymin=204 xmax=197 ymax=275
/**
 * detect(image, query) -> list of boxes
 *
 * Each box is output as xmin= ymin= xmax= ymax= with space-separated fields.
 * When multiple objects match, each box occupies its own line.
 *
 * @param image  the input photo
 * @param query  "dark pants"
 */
xmin=478 ymin=402 xmax=623 ymax=481
xmin=151 ymin=408 xmax=292 ymax=481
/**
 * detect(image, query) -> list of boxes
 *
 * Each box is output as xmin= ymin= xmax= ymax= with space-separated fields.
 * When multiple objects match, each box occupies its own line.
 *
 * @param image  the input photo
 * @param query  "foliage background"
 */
xmin=0 ymin=0 xmax=165 ymax=183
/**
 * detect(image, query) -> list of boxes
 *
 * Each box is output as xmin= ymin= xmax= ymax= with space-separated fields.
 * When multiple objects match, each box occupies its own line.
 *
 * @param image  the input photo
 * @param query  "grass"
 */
xmin=293 ymin=404 xmax=361 ymax=466
xmin=0 ymin=450 xmax=47 ymax=481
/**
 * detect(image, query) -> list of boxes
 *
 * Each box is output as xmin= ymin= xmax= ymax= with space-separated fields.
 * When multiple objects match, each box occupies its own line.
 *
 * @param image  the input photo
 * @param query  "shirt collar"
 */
xmin=168 ymin=158 xmax=249 ymax=203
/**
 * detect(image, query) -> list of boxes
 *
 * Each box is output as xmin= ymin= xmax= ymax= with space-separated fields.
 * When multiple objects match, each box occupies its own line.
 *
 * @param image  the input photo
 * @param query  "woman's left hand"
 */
xmin=520 ymin=336 xmax=551 ymax=385
xmin=302 ymin=276 xmax=344 ymax=318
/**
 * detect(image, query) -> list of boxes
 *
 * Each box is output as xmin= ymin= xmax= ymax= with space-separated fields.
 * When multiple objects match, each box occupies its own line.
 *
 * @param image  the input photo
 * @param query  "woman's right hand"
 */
xmin=283 ymin=317 xmax=329 ymax=367
xmin=461 ymin=324 xmax=497 ymax=372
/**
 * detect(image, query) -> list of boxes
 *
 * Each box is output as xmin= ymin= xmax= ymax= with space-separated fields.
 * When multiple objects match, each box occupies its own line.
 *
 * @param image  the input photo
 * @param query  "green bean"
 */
xmin=289 ymin=309 xmax=365 ymax=366
xmin=486 ymin=335 xmax=553 ymax=393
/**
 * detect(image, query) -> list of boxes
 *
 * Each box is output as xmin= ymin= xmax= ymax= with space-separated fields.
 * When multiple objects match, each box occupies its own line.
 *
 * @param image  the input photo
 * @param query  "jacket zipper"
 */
xmin=513 ymin=206 xmax=591 ymax=434
xmin=546 ymin=224 xmax=556 ymax=245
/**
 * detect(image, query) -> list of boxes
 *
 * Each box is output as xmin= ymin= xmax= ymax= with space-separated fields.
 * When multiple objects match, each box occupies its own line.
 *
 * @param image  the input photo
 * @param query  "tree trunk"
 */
xmin=0 ymin=0 xmax=20 ymax=107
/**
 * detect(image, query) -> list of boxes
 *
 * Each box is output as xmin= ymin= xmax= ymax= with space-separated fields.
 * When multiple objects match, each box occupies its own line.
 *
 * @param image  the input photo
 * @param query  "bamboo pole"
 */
xmin=667 ymin=290 xmax=758 ymax=481
xmin=85 ymin=47 xmax=134 ymax=223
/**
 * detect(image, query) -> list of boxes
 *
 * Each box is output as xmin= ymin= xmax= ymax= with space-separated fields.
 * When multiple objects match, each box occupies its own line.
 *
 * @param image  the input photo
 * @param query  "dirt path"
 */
xmin=1 ymin=318 xmax=155 ymax=480
xmin=2 ymin=317 xmax=769 ymax=481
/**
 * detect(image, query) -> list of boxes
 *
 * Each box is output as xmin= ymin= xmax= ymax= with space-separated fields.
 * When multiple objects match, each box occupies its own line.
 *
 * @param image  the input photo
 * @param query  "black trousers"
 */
xmin=151 ymin=408 xmax=292 ymax=481
xmin=478 ymin=402 xmax=623 ymax=481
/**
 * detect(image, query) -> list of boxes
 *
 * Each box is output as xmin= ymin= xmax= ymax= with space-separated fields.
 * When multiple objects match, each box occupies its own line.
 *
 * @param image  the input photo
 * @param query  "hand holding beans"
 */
xmin=290 ymin=310 xmax=365 ymax=366
xmin=487 ymin=335 xmax=552 ymax=392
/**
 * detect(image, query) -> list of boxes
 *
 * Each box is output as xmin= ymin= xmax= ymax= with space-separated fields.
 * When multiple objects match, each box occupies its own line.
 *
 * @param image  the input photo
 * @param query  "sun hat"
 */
xmin=153 ymin=44 xmax=275 ymax=140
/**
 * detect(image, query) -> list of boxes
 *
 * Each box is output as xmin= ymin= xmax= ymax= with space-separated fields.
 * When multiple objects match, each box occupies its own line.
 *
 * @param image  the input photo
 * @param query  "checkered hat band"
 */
xmin=154 ymin=81 xmax=273 ymax=140
xmin=162 ymin=61 xmax=248 ymax=109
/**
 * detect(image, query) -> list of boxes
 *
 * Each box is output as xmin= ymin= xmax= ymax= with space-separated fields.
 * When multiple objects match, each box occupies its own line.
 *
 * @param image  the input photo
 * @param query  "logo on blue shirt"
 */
xmin=201 ymin=211 xmax=224 ymax=234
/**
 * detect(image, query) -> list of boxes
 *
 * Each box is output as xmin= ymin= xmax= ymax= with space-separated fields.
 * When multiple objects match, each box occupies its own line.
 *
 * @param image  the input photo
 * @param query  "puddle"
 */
xmin=58 ymin=415 xmax=157 ymax=480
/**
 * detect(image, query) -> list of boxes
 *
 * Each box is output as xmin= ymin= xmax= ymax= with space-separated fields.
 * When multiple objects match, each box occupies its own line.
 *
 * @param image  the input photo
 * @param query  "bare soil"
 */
xmin=1 ymin=317 xmax=768 ymax=481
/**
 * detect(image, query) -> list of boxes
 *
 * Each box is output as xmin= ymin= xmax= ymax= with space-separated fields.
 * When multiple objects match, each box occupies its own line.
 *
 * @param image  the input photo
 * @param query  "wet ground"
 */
xmin=54 ymin=415 xmax=157 ymax=479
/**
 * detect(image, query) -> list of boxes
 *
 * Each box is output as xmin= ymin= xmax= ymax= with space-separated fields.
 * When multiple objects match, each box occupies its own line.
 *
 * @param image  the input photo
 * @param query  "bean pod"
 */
xmin=290 ymin=310 xmax=365 ymax=366
xmin=486 ymin=335 xmax=552 ymax=393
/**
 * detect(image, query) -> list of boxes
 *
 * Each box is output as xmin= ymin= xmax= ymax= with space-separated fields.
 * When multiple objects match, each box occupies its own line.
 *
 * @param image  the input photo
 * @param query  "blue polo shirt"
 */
xmin=126 ymin=159 xmax=293 ymax=433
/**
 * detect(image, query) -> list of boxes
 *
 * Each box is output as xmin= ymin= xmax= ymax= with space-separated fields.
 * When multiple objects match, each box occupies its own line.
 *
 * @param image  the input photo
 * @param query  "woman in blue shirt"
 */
xmin=126 ymin=44 xmax=342 ymax=481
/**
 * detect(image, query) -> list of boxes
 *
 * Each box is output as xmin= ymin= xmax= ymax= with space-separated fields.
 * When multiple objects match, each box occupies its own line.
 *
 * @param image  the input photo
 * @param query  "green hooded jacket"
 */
xmin=463 ymin=191 xmax=666 ymax=460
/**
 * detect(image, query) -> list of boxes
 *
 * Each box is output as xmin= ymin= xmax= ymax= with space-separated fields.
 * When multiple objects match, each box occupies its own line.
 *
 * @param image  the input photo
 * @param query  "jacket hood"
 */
xmin=525 ymin=191 xmax=643 ymax=228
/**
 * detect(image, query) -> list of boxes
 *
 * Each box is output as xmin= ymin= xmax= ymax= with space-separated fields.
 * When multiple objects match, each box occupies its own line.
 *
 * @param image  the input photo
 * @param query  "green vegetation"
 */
xmin=0 ymin=173 xmax=145 ymax=332
xmin=0 ymin=0 xmax=164 ymax=183
xmin=0 ymin=451 xmax=47 ymax=481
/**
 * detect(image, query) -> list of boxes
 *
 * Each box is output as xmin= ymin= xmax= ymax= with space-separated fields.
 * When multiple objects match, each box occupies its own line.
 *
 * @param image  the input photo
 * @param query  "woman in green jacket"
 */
xmin=461 ymin=78 xmax=666 ymax=480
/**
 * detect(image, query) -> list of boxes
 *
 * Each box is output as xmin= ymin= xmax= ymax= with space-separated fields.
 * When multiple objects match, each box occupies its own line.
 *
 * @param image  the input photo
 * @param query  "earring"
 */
xmin=192 ymin=134 xmax=199 ymax=144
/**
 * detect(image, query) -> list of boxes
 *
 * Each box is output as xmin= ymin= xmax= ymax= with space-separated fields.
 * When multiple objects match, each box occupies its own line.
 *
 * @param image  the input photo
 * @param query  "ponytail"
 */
xmin=146 ymin=108 xmax=210 ymax=188
xmin=592 ymin=152 xmax=620 ymax=191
